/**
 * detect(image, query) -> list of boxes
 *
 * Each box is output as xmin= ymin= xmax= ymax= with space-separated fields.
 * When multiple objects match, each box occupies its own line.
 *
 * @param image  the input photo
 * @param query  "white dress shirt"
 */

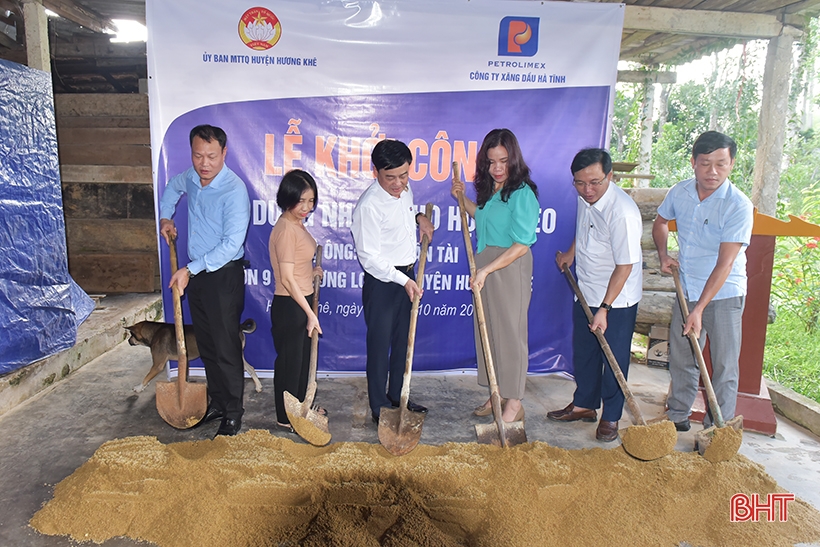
xmin=575 ymin=182 xmax=643 ymax=308
xmin=351 ymin=181 xmax=418 ymax=286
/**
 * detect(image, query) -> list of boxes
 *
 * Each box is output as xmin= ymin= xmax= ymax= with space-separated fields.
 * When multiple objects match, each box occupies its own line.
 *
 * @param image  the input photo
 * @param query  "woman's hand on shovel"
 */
xmin=307 ymin=311 xmax=322 ymax=336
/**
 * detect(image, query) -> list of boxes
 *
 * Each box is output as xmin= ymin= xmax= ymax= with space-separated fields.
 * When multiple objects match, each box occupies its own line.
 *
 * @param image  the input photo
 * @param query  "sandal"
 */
xmin=274 ymin=422 xmax=295 ymax=434
xmin=473 ymin=398 xmax=507 ymax=417
xmin=310 ymin=404 xmax=328 ymax=417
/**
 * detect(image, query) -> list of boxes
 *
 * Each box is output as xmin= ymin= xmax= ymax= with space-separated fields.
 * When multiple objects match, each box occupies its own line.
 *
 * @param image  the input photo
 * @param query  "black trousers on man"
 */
xmin=186 ymin=260 xmax=246 ymax=420
xmin=362 ymin=266 xmax=414 ymax=417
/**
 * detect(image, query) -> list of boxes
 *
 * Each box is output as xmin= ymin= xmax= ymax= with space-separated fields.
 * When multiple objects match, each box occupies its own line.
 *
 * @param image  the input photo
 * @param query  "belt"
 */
xmin=395 ymin=264 xmax=414 ymax=272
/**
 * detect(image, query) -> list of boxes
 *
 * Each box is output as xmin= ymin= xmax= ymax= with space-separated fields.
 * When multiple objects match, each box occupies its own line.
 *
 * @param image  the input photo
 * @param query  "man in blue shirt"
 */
xmin=652 ymin=131 xmax=754 ymax=432
xmin=159 ymin=124 xmax=251 ymax=437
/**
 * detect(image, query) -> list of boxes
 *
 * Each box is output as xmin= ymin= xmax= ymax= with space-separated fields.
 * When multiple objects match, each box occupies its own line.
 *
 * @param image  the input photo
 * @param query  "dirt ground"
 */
xmin=30 ymin=430 xmax=820 ymax=547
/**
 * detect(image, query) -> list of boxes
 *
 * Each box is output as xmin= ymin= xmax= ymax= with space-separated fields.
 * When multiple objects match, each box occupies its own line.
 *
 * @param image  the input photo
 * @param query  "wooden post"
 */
xmin=637 ymin=75 xmax=655 ymax=188
xmin=752 ymin=31 xmax=796 ymax=216
xmin=21 ymin=0 xmax=50 ymax=72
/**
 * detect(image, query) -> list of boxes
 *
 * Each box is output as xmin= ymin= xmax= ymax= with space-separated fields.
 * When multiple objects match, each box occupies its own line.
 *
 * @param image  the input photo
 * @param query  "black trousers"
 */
xmin=186 ymin=260 xmax=246 ymax=420
xmin=362 ymin=267 xmax=414 ymax=416
xmin=270 ymin=293 xmax=314 ymax=424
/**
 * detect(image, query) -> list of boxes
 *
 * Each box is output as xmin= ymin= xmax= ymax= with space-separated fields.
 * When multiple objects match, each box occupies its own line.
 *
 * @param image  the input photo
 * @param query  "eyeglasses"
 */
xmin=572 ymin=178 xmax=607 ymax=189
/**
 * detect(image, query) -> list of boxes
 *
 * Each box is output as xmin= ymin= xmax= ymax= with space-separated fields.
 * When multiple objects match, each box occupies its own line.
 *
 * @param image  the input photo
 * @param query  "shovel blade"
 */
xmin=475 ymin=420 xmax=527 ymax=447
xmin=156 ymin=379 xmax=208 ymax=429
xmin=283 ymin=391 xmax=331 ymax=446
xmin=378 ymin=406 xmax=425 ymax=456
xmin=696 ymin=415 xmax=744 ymax=461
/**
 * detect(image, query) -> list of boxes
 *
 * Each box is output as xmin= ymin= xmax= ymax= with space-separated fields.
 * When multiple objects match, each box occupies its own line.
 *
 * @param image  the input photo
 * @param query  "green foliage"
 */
xmin=611 ymin=50 xmax=761 ymax=193
xmin=764 ymin=310 xmax=820 ymax=404
xmin=610 ymin=83 xmax=642 ymax=162
xmin=770 ymin=184 xmax=820 ymax=333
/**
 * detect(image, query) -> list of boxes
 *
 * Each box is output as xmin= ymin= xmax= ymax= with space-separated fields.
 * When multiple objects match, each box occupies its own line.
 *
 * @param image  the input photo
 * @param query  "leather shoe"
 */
xmin=195 ymin=405 xmax=223 ymax=428
xmin=547 ymin=403 xmax=597 ymax=422
xmin=390 ymin=398 xmax=428 ymax=413
xmin=371 ymin=412 xmax=379 ymax=424
xmin=596 ymin=420 xmax=619 ymax=442
xmin=674 ymin=419 xmax=691 ymax=432
xmin=214 ymin=417 xmax=241 ymax=438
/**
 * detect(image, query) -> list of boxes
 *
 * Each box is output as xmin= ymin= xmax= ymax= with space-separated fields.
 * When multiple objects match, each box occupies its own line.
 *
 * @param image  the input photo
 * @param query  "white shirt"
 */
xmin=575 ymin=182 xmax=643 ymax=308
xmin=351 ymin=181 xmax=418 ymax=286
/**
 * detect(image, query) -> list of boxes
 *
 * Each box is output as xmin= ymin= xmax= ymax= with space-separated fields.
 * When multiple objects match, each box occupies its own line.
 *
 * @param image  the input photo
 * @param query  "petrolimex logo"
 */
xmin=498 ymin=17 xmax=539 ymax=57
xmin=239 ymin=7 xmax=282 ymax=50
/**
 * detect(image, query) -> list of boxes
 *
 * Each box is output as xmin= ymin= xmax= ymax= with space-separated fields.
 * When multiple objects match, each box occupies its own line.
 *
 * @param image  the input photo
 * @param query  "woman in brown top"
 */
xmin=269 ymin=169 xmax=323 ymax=432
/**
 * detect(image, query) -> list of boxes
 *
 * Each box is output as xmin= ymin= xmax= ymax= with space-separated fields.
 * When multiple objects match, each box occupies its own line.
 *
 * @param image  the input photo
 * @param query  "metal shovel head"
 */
xmin=696 ymin=415 xmax=744 ymax=462
xmin=283 ymin=391 xmax=331 ymax=446
xmin=378 ymin=406 xmax=425 ymax=456
xmin=155 ymin=379 xmax=208 ymax=429
xmin=475 ymin=420 xmax=527 ymax=447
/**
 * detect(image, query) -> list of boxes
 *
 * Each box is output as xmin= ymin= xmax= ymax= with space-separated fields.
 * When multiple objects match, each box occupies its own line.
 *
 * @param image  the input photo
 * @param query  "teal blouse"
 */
xmin=475 ymin=183 xmax=539 ymax=253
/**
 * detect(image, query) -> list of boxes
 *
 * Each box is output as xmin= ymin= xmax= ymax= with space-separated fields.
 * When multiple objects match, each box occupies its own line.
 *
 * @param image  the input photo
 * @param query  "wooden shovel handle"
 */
xmin=453 ymin=162 xmax=507 ymax=447
xmin=304 ymin=246 xmax=323 ymax=407
xmin=168 ymin=238 xmax=188 ymax=390
xmin=398 ymin=203 xmax=434 ymax=410
xmin=671 ymin=267 xmax=725 ymax=428
xmin=559 ymin=260 xmax=645 ymax=426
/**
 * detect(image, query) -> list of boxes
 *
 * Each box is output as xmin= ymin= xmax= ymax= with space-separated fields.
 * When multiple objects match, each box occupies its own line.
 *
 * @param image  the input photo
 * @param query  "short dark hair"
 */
xmin=570 ymin=148 xmax=612 ymax=176
xmin=276 ymin=169 xmax=318 ymax=212
xmin=692 ymin=131 xmax=736 ymax=160
xmin=371 ymin=139 xmax=412 ymax=171
xmin=189 ymin=124 xmax=227 ymax=150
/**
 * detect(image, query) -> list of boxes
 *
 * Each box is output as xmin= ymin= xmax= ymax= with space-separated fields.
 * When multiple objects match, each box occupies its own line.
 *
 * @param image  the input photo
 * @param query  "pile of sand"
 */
xmin=30 ymin=430 xmax=820 ymax=546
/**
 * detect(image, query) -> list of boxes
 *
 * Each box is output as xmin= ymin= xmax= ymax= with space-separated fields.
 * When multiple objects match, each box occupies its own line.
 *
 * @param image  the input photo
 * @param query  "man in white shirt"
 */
xmin=547 ymin=148 xmax=643 ymax=442
xmin=351 ymin=140 xmax=434 ymax=423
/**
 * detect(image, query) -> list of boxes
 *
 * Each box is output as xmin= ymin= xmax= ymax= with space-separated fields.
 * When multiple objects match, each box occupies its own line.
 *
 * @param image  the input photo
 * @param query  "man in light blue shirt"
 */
xmin=159 ymin=124 xmax=250 ymax=437
xmin=653 ymin=131 xmax=754 ymax=432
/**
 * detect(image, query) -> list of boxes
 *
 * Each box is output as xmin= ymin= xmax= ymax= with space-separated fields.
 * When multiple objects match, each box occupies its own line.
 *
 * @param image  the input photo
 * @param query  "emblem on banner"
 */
xmin=238 ymin=7 xmax=282 ymax=50
xmin=498 ymin=16 xmax=539 ymax=57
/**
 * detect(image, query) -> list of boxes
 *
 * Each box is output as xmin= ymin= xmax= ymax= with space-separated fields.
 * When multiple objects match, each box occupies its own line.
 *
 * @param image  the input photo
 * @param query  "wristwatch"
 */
xmin=600 ymin=302 xmax=612 ymax=312
xmin=186 ymin=266 xmax=195 ymax=278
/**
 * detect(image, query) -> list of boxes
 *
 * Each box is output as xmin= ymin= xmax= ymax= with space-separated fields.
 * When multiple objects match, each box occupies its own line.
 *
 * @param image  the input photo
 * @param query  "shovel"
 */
xmin=672 ymin=267 xmax=743 ymax=461
xmin=284 ymin=247 xmax=331 ymax=446
xmin=560 ymin=260 xmax=676 ymax=460
xmin=378 ymin=204 xmax=434 ymax=456
xmin=453 ymin=163 xmax=526 ymax=447
xmin=156 ymin=237 xmax=208 ymax=429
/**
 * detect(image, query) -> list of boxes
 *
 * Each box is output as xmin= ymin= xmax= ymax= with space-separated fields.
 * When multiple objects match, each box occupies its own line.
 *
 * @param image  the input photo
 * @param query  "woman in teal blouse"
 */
xmin=451 ymin=128 xmax=540 ymax=423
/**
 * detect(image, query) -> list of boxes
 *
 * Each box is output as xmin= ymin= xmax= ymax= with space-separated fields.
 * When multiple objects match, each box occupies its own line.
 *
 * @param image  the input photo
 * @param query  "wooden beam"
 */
xmin=618 ymin=70 xmax=678 ymax=84
xmin=41 ymin=0 xmax=115 ymax=34
xmin=784 ymin=0 xmax=820 ymax=14
xmin=22 ymin=0 xmax=48 ymax=71
xmin=648 ymin=36 xmax=737 ymax=65
xmin=52 ymin=37 xmax=145 ymax=59
xmin=624 ymin=5 xmax=787 ymax=39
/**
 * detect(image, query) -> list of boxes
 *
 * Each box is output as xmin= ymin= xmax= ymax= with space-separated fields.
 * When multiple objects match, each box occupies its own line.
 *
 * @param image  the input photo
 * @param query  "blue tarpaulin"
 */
xmin=0 ymin=59 xmax=94 ymax=374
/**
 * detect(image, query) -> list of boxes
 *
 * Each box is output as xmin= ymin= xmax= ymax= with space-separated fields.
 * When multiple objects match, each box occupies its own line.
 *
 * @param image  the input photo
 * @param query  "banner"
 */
xmin=146 ymin=0 xmax=624 ymax=375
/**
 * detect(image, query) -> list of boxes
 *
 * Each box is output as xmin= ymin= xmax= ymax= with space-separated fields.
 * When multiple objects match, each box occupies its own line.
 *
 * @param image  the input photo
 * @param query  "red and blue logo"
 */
xmin=498 ymin=17 xmax=539 ymax=57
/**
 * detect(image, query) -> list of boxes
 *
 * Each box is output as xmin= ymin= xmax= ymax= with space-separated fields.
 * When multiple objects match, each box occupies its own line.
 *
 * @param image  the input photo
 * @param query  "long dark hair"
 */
xmin=474 ymin=128 xmax=537 ymax=207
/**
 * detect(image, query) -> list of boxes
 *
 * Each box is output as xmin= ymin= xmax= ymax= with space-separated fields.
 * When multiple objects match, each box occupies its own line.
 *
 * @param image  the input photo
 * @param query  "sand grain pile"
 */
xmin=30 ymin=430 xmax=820 ymax=546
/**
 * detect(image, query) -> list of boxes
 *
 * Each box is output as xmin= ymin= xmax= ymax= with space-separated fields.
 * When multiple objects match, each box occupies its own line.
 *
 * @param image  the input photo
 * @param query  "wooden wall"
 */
xmin=56 ymin=94 xmax=158 ymax=293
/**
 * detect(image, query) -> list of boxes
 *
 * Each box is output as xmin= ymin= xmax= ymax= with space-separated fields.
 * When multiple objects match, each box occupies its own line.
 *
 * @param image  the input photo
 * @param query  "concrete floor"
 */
xmin=1 ymin=300 xmax=820 ymax=546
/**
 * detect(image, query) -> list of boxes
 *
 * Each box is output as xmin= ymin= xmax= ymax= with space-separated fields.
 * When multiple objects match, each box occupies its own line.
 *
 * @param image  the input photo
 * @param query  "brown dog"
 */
xmin=125 ymin=318 xmax=263 ymax=393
